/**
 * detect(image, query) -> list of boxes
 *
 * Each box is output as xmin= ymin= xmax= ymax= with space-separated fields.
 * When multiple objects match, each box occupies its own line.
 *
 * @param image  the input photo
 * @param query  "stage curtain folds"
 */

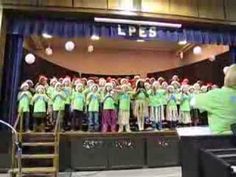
xmin=1 ymin=35 xmax=24 ymax=124
xmin=7 ymin=17 xmax=236 ymax=45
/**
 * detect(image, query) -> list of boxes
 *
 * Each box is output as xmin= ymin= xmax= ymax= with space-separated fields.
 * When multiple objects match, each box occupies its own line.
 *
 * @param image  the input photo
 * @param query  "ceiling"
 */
xmin=24 ymin=35 xmax=183 ymax=52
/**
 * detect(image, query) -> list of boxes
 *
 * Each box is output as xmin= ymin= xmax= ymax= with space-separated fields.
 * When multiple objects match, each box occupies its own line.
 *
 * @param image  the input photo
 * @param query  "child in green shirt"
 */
xmin=71 ymin=83 xmax=85 ymax=131
xmin=51 ymin=82 xmax=66 ymax=130
xmin=31 ymin=85 xmax=51 ymax=132
xmin=118 ymin=84 xmax=132 ymax=133
xmin=86 ymin=84 xmax=100 ymax=132
xmin=179 ymin=85 xmax=191 ymax=126
xmin=102 ymin=83 xmax=117 ymax=133
xmin=149 ymin=81 xmax=165 ymax=130
xmin=47 ymin=77 xmax=57 ymax=99
xmin=166 ymin=85 xmax=178 ymax=129
xmin=17 ymin=82 xmax=32 ymax=132
xmin=63 ymin=77 xmax=73 ymax=130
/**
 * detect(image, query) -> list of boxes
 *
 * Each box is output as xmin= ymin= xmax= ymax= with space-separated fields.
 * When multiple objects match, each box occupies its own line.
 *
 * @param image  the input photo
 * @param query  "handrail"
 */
xmin=0 ymin=120 xmax=22 ymax=177
xmin=53 ymin=110 xmax=61 ymax=177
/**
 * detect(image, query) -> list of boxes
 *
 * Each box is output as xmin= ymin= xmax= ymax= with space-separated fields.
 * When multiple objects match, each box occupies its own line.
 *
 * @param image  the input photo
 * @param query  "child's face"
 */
xmin=145 ymin=83 xmax=151 ymax=90
xmin=38 ymin=88 xmax=44 ymax=94
xmin=168 ymin=87 xmax=174 ymax=93
xmin=162 ymin=82 xmax=168 ymax=89
xmin=194 ymin=84 xmax=200 ymax=90
xmin=56 ymin=85 xmax=61 ymax=91
xmin=23 ymin=86 xmax=29 ymax=91
xmin=189 ymin=88 xmax=194 ymax=93
xmin=122 ymin=86 xmax=128 ymax=92
xmin=64 ymin=81 xmax=70 ymax=86
xmin=51 ymin=81 xmax=56 ymax=87
xmin=92 ymin=86 xmax=98 ymax=92
xmin=77 ymin=86 xmax=83 ymax=92
xmin=106 ymin=85 xmax=112 ymax=92
xmin=183 ymin=87 xmax=188 ymax=93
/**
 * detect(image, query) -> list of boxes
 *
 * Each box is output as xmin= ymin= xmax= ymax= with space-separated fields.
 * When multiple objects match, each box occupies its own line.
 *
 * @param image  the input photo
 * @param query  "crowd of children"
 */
xmin=17 ymin=75 xmax=218 ymax=133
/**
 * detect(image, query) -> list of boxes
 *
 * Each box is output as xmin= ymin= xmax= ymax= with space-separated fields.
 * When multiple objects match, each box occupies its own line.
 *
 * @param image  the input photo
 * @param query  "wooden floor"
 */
xmin=1 ymin=167 xmax=181 ymax=177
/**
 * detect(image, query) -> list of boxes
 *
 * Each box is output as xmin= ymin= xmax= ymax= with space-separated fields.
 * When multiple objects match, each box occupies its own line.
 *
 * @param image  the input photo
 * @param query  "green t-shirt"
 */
xmin=103 ymin=94 xmax=116 ymax=110
xmin=156 ymin=89 xmax=167 ymax=105
xmin=52 ymin=90 xmax=66 ymax=111
xmin=64 ymin=87 xmax=72 ymax=104
xmin=149 ymin=90 xmax=161 ymax=107
xmin=17 ymin=91 xmax=32 ymax=112
xmin=87 ymin=92 xmax=100 ymax=112
xmin=180 ymin=94 xmax=191 ymax=111
xmin=47 ymin=86 xmax=55 ymax=98
xmin=31 ymin=93 xmax=51 ymax=113
xmin=194 ymin=87 xmax=236 ymax=134
xmin=71 ymin=91 xmax=85 ymax=111
xmin=167 ymin=94 xmax=177 ymax=108
xmin=118 ymin=92 xmax=131 ymax=111
xmin=175 ymin=92 xmax=181 ymax=105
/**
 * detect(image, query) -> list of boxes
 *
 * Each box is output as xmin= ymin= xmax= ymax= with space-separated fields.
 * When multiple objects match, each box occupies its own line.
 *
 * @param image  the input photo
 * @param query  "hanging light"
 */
xmin=209 ymin=55 xmax=216 ymax=62
xmin=88 ymin=45 xmax=94 ymax=53
xmin=179 ymin=52 xmax=184 ymax=59
xmin=193 ymin=46 xmax=202 ymax=55
xmin=178 ymin=40 xmax=187 ymax=45
xmin=223 ymin=66 xmax=229 ymax=74
xmin=25 ymin=53 xmax=36 ymax=64
xmin=45 ymin=46 xmax=53 ymax=56
xmin=91 ymin=35 xmax=100 ymax=41
xmin=65 ymin=41 xmax=75 ymax=51
xmin=42 ymin=33 xmax=53 ymax=39
xmin=136 ymin=39 xmax=145 ymax=43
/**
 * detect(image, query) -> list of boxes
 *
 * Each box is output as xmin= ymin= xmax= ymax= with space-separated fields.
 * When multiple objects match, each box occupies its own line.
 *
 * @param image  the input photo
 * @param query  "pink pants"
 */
xmin=102 ymin=109 xmax=117 ymax=132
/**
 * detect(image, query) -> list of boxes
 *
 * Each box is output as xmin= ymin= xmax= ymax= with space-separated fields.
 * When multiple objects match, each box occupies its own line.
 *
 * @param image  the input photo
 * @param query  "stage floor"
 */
xmin=0 ymin=167 xmax=181 ymax=177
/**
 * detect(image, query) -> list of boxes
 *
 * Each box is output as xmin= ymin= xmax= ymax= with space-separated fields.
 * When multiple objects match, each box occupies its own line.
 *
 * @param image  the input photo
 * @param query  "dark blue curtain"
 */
xmin=1 ymin=35 xmax=24 ymax=124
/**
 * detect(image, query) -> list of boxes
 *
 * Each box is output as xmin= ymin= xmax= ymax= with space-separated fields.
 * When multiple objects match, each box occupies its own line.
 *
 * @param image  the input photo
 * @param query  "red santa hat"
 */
xmin=39 ymin=75 xmax=48 ymax=82
xmin=181 ymin=78 xmax=189 ymax=85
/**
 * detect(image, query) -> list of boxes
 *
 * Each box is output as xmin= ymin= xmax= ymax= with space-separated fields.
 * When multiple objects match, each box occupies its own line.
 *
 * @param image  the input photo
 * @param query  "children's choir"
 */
xmin=17 ymin=75 xmax=218 ymax=132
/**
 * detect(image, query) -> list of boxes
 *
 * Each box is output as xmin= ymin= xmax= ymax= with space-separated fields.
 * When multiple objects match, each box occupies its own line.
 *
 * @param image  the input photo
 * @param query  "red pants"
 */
xmin=102 ymin=109 xmax=117 ymax=132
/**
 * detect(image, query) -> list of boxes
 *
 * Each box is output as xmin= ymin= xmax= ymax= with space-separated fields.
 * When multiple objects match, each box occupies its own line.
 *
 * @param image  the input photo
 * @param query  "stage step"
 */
xmin=17 ymin=154 xmax=57 ymax=159
xmin=22 ymin=142 xmax=55 ymax=147
xmin=9 ymin=167 xmax=56 ymax=174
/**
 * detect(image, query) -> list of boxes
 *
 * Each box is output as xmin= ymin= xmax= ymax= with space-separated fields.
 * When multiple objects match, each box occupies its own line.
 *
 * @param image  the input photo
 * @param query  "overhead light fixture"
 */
xmin=42 ymin=33 xmax=53 ymax=39
xmin=94 ymin=17 xmax=182 ymax=28
xmin=65 ymin=41 xmax=75 ymax=52
xmin=193 ymin=46 xmax=202 ymax=55
xmin=88 ymin=45 xmax=94 ymax=53
xmin=136 ymin=39 xmax=145 ymax=43
xmin=209 ymin=55 xmax=216 ymax=62
xmin=178 ymin=40 xmax=187 ymax=45
xmin=45 ymin=47 xmax=53 ymax=56
xmin=25 ymin=53 xmax=36 ymax=64
xmin=91 ymin=35 xmax=100 ymax=41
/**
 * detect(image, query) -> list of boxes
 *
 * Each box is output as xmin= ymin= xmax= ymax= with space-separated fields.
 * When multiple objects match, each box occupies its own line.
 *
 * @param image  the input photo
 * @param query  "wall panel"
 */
xmin=225 ymin=0 xmax=236 ymax=21
xmin=198 ymin=0 xmax=225 ymax=20
xmin=170 ymin=0 xmax=198 ymax=17
xmin=38 ymin=0 xmax=73 ymax=7
xmin=74 ymin=0 xmax=107 ymax=9
xmin=141 ymin=0 xmax=169 ymax=14
xmin=108 ymin=0 xmax=141 ymax=11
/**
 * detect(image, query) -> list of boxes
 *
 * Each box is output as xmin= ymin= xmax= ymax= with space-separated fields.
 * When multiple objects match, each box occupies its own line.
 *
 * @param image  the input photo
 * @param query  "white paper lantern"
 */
xmin=25 ymin=53 xmax=36 ymax=64
xmin=223 ymin=66 xmax=229 ymax=74
xmin=65 ymin=41 xmax=75 ymax=51
xmin=193 ymin=46 xmax=202 ymax=55
xmin=88 ymin=45 xmax=94 ymax=53
xmin=45 ymin=47 xmax=53 ymax=56
xmin=209 ymin=55 xmax=216 ymax=62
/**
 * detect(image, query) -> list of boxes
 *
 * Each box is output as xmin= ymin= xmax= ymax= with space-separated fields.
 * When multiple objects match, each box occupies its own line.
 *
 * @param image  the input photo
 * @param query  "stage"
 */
xmin=0 ymin=130 xmax=179 ymax=172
